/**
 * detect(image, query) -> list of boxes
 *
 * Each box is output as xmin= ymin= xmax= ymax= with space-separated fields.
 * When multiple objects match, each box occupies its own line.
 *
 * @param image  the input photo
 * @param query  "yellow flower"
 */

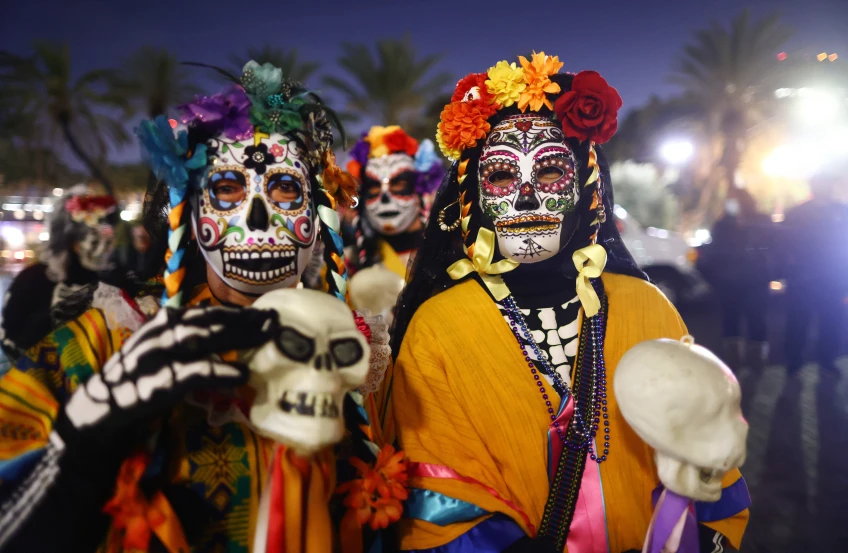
xmin=436 ymin=127 xmax=461 ymax=161
xmin=518 ymin=51 xmax=563 ymax=112
xmin=366 ymin=125 xmax=402 ymax=158
xmin=485 ymin=61 xmax=526 ymax=108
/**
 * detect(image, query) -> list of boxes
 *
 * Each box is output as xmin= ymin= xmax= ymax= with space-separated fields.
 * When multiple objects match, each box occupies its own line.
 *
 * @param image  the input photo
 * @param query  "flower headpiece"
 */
xmin=64 ymin=195 xmax=118 ymax=227
xmin=347 ymin=126 xmax=445 ymax=196
xmin=437 ymin=52 xmax=623 ymax=161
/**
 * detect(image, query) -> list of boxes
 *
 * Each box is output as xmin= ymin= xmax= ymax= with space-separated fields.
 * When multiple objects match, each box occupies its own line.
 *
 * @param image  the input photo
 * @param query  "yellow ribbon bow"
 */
xmin=446 ymin=228 xmax=519 ymax=300
xmin=572 ymin=244 xmax=607 ymax=317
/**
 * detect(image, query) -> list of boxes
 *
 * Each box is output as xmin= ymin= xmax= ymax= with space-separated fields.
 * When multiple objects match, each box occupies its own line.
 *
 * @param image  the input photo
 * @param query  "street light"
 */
xmin=660 ymin=140 xmax=694 ymax=165
xmin=797 ymin=88 xmax=841 ymax=124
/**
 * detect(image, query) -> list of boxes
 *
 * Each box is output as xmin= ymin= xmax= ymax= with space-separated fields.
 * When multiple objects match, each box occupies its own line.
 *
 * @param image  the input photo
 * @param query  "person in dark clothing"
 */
xmin=782 ymin=170 xmax=848 ymax=373
xmin=0 ymin=186 xmax=119 ymax=360
xmin=698 ymin=189 xmax=773 ymax=370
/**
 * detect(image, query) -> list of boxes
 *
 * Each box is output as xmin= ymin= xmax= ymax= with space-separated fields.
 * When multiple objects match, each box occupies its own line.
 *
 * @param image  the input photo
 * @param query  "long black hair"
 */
xmin=390 ymin=74 xmax=644 ymax=358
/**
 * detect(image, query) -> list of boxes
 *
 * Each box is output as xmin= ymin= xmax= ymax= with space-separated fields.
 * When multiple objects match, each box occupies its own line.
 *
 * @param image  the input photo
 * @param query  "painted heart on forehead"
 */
xmin=192 ymin=131 xmax=318 ymax=295
xmin=362 ymin=152 xmax=420 ymax=235
xmin=478 ymin=114 xmax=580 ymax=263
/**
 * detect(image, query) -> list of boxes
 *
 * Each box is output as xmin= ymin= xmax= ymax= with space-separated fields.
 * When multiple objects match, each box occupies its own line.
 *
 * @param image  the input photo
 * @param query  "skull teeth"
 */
xmin=279 ymin=391 xmax=340 ymax=418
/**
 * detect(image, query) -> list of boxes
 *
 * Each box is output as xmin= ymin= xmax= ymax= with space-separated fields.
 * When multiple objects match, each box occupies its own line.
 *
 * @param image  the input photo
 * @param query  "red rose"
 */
xmin=383 ymin=129 xmax=419 ymax=157
xmin=554 ymin=71 xmax=623 ymax=144
xmin=451 ymin=72 xmax=495 ymax=105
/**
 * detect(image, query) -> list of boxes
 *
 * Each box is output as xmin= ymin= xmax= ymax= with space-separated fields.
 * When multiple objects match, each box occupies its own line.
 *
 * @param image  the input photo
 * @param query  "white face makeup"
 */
xmin=192 ymin=132 xmax=317 ymax=295
xmin=362 ymin=153 xmax=419 ymax=236
xmin=478 ymin=114 xmax=579 ymax=263
xmin=75 ymin=222 xmax=116 ymax=272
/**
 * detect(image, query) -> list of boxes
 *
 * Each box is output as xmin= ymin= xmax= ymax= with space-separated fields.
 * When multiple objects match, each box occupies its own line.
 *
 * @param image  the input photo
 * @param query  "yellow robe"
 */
xmin=377 ymin=273 xmax=749 ymax=552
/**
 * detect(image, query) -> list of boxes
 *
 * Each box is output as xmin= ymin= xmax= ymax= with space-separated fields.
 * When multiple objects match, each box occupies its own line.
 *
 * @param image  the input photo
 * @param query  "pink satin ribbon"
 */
xmin=409 ymin=461 xmax=536 ymax=536
xmin=551 ymin=396 xmax=610 ymax=553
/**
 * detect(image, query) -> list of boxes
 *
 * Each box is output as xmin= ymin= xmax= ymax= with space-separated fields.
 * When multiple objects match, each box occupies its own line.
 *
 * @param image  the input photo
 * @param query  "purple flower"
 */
xmin=177 ymin=85 xmax=253 ymax=141
xmin=416 ymin=162 xmax=446 ymax=196
xmin=349 ymin=133 xmax=371 ymax=167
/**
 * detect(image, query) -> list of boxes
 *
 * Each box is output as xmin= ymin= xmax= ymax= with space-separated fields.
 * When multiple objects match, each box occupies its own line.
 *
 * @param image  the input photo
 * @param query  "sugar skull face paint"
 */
xmin=362 ymin=153 xmax=419 ymax=235
xmin=192 ymin=132 xmax=317 ymax=295
xmin=478 ymin=114 xmax=579 ymax=263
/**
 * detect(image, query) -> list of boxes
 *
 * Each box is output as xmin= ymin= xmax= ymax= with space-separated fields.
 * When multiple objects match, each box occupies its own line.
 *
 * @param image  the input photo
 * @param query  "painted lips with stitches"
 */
xmin=496 ymin=214 xmax=562 ymax=235
xmin=223 ymin=243 xmax=298 ymax=284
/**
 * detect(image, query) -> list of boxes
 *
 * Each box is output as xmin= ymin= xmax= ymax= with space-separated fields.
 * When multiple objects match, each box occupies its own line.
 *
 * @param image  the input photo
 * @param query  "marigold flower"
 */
xmin=485 ymin=61 xmax=526 ymax=108
xmin=518 ymin=51 xmax=564 ymax=112
xmin=383 ymin=128 xmax=419 ymax=157
xmin=438 ymin=100 xmax=494 ymax=155
xmin=436 ymin=128 xmax=461 ymax=161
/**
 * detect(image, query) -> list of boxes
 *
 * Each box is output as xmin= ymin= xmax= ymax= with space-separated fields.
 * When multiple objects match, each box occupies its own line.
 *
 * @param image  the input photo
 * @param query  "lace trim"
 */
xmin=357 ymin=311 xmax=391 ymax=395
xmin=90 ymin=284 xmax=146 ymax=333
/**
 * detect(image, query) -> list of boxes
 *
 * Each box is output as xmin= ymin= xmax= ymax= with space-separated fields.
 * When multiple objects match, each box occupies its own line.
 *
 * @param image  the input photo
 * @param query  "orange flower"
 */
xmin=103 ymin=453 xmax=155 ymax=551
xmin=346 ymin=159 xmax=362 ymax=179
xmin=337 ymin=445 xmax=409 ymax=531
xmin=438 ymin=100 xmax=495 ymax=154
xmin=518 ymin=51 xmax=564 ymax=113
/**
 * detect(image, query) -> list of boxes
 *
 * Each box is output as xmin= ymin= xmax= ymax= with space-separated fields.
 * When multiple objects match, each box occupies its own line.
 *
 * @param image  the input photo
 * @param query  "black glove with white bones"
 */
xmin=0 ymin=304 xmax=279 ymax=552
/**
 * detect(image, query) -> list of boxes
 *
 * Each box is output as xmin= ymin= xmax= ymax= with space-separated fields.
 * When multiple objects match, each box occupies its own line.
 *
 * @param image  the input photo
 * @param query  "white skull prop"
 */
xmin=478 ymin=114 xmax=580 ymax=263
xmin=245 ymin=288 xmax=369 ymax=455
xmin=614 ymin=336 xmax=748 ymax=502
xmin=348 ymin=265 xmax=405 ymax=322
xmin=193 ymin=133 xmax=318 ymax=295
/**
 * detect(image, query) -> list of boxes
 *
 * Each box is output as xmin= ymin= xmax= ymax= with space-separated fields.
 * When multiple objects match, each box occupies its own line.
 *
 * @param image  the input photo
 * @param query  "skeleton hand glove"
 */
xmin=61 ymin=304 xmax=278 ymax=435
xmin=1 ymin=305 xmax=278 ymax=550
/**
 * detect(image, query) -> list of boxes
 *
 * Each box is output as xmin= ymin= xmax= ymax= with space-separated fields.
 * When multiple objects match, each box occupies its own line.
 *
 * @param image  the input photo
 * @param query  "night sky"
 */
xmin=3 ymin=0 xmax=848 ymax=164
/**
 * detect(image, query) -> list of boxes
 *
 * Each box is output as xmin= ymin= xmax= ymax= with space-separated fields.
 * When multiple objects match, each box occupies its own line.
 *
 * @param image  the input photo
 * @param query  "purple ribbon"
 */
xmin=645 ymin=489 xmax=698 ymax=553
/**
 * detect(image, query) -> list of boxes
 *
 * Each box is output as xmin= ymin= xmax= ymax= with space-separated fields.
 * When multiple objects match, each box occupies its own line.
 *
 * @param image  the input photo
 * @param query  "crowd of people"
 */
xmin=0 ymin=54 xmax=751 ymax=553
xmin=698 ymin=171 xmax=848 ymax=374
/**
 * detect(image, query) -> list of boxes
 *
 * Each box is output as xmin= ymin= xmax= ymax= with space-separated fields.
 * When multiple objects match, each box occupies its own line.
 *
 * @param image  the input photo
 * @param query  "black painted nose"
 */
xmin=515 ymin=183 xmax=540 ymax=211
xmin=313 ymin=353 xmax=332 ymax=370
xmin=380 ymin=191 xmax=391 ymax=204
xmin=247 ymin=196 xmax=269 ymax=231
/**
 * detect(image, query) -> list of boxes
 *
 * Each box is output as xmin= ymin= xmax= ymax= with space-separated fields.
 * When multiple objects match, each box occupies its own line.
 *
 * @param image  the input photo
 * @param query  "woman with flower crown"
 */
xmin=0 ymin=61 xmax=393 ymax=553
xmin=344 ymin=125 xmax=445 ymax=319
xmin=373 ymin=53 xmax=751 ymax=552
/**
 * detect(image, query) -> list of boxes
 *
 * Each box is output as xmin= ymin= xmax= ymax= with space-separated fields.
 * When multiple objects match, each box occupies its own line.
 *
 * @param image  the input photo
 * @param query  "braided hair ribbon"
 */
xmin=135 ymin=115 xmax=207 ymax=308
xmin=572 ymin=244 xmax=607 ymax=317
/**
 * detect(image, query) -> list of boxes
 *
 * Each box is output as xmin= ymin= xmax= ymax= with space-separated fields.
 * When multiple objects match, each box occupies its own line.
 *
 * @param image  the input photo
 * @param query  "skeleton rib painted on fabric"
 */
xmin=362 ymin=153 xmax=419 ymax=235
xmin=192 ymin=131 xmax=317 ymax=295
xmin=479 ymin=114 xmax=579 ymax=263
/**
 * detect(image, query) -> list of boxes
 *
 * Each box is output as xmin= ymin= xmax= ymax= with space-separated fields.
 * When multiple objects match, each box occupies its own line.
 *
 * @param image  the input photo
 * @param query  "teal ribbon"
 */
xmin=406 ymin=488 xmax=489 ymax=526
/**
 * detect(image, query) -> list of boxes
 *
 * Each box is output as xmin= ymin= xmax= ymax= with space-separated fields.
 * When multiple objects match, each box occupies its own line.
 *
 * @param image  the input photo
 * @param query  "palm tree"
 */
xmin=0 ymin=42 xmax=129 ymax=195
xmin=112 ymin=46 xmax=201 ymax=117
xmin=229 ymin=46 xmax=319 ymax=83
xmin=670 ymin=10 xmax=791 ymax=203
xmin=323 ymin=38 xmax=453 ymax=127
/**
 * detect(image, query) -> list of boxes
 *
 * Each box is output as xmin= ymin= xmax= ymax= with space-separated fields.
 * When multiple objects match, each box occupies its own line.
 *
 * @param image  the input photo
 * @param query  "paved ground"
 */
xmin=680 ymin=296 xmax=848 ymax=553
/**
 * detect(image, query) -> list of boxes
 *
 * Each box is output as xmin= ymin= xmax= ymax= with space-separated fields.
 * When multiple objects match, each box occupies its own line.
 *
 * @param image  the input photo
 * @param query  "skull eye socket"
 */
xmin=208 ymin=170 xmax=248 ymax=211
xmin=275 ymin=327 xmax=315 ymax=361
xmin=329 ymin=338 xmax=363 ymax=367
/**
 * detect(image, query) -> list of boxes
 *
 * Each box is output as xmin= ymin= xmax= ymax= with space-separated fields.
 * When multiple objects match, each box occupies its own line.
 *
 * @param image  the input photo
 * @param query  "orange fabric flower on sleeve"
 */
xmin=518 ymin=51 xmax=564 ymax=112
xmin=337 ymin=444 xmax=409 ymax=531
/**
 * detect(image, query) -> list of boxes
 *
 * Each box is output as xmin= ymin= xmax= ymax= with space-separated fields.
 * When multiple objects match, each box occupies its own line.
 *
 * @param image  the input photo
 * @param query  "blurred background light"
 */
xmin=1 ymin=226 xmax=25 ymax=249
xmin=660 ymin=140 xmax=694 ymax=165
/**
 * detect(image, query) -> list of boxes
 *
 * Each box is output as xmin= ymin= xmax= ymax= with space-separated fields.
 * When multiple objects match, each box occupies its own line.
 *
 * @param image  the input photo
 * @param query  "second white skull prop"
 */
xmin=245 ymin=288 xmax=369 ymax=455
xmin=614 ymin=337 xmax=748 ymax=502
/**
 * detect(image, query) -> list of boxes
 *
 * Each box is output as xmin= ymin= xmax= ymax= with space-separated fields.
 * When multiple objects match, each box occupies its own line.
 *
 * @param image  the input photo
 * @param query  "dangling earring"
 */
xmin=438 ymin=198 xmax=461 ymax=232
